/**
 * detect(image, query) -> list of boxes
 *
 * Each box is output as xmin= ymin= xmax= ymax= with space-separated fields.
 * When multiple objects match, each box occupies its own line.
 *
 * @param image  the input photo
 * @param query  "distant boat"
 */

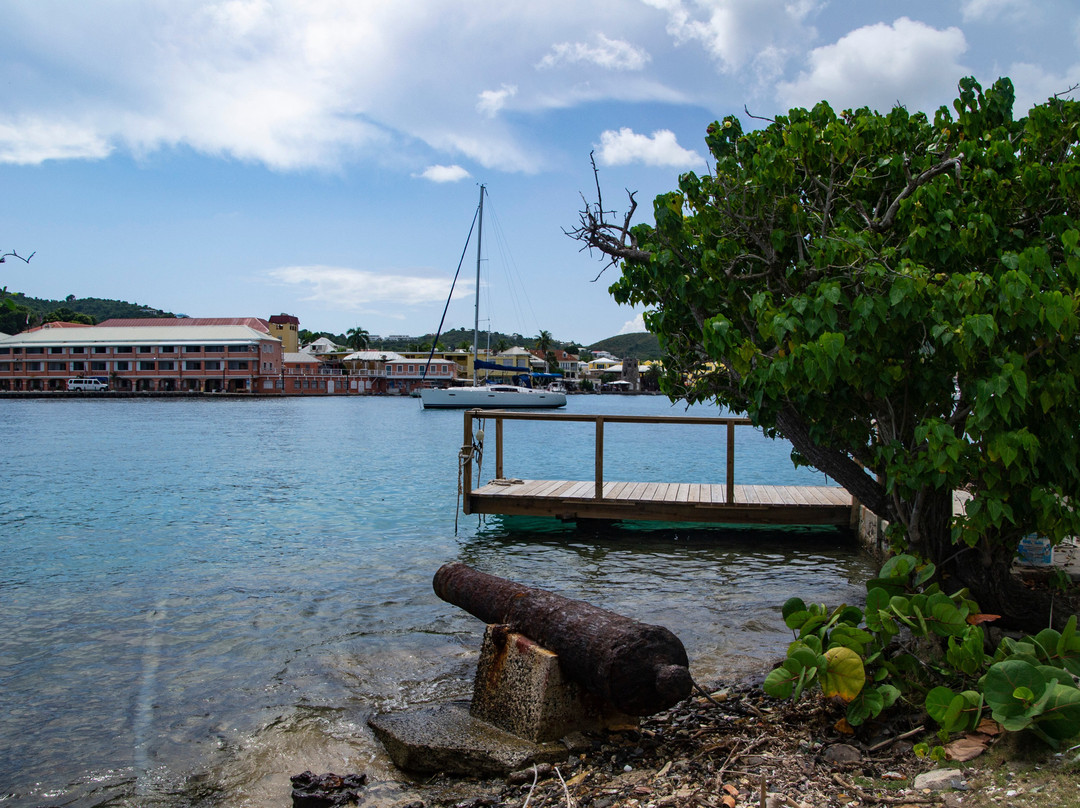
xmin=419 ymin=185 xmax=566 ymax=410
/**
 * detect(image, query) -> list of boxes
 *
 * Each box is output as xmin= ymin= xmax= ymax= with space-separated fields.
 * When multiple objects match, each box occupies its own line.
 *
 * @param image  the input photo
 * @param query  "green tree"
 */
xmin=572 ymin=77 xmax=1080 ymax=629
xmin=43 ymin=307 xmax=95 ymax=325
xmin=535 ymin=329 xmax=553 ymax=355
xmin=494 ymin=338 xmax=510 ymax=353
xmin=346 ymin=326 xmax=370 ymax=351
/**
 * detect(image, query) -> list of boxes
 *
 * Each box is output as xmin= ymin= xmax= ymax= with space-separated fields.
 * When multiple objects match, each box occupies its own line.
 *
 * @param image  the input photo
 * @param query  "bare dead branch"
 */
xmin=0 ymin=250 xmax=35 ymax=264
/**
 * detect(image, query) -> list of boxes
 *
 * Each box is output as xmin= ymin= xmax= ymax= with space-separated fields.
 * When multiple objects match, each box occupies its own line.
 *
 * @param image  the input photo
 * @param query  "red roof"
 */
xmin=269 ymin=314 xmax=300 ymax=325
xmin=97 ymin=317 xmax=270 ymax=332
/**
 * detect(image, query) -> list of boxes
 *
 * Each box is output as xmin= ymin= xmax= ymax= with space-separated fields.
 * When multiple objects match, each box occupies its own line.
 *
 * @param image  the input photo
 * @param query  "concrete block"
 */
xmin=368 ymin=702 xmax=565 ymax=776
xmin=470 ymin=624 xmax=638 ymax=743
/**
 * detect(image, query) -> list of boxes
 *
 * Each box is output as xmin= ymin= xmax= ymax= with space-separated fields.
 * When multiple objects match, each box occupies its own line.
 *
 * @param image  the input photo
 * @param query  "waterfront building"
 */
xmin=0 ymin=320 xmax=282 ymax=393
xmin=267 ymin=314 xmax=300 ymax=353
xmin=341 ymin=350 xmax=405 ymax=395
xmin=383 ymin=356 xmax=457 ymax=394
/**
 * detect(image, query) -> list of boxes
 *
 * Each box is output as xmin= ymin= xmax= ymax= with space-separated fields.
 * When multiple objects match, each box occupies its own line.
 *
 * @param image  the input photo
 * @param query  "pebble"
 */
xmin=822 ymin=743 xmax=861 ymax=764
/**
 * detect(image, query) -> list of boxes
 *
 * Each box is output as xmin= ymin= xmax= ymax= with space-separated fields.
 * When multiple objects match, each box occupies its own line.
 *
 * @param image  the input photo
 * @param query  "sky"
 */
xmin=1 ymin=0 xmax=1078 ymax=347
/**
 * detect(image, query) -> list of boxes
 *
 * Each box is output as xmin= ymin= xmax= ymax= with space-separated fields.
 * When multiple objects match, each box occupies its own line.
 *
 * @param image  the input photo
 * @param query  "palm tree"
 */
xmin=535 ymin=330 xmax=553 ymax=355
xmin=346 ymin=326 xmax=370 ymax=352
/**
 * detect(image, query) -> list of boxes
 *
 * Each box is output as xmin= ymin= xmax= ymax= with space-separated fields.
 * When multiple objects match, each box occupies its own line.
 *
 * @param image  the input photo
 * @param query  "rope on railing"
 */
xmin=455 ymin=418 xmax=485 ymax=534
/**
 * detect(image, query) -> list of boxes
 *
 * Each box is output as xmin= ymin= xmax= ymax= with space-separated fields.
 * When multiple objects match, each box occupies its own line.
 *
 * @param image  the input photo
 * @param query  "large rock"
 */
xmin=368 ymin=702 xmax=565 ymax=776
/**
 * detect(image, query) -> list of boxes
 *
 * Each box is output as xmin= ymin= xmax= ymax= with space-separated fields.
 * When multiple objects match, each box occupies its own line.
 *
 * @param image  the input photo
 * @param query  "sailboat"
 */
xmin=419 ymin=186 xmax=567 ymax=410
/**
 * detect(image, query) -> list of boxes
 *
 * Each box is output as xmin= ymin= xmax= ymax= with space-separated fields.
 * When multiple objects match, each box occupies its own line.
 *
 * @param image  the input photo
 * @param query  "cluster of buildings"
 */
xmin=0 ymin=314 xmax=644 ymax=395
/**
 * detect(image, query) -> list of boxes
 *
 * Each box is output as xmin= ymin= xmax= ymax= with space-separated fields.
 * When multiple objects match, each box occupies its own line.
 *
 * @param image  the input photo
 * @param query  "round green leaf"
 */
xmin=821 ymin=646 xmax=866 ymax=702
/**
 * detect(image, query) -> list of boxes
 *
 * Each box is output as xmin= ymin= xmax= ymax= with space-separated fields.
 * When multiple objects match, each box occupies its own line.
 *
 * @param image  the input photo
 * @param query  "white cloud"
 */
xmin=596 ymin=127 xmax=705 ymax=169
xmin=476 ymin=84 xmax=518 ymax=118
xmin=268 ymin=265 xmax=466 ymax=310
xmin=776 ymin=18 xmax=968 ymax=113
xmin=538 ymin=34 xmax=650 ymax=70
xmin=959 ymin=0 xmax=1028 ymax=23
xmin=619 ymin=312 xmax=648 ymax=334
xmin=1006 ymin=62 xmax=1080 ymax=113
xmin=417 ymin=164 xmax=471 ymax=182
xmin=0 ymin=117 xmax=113 ymax=164
xmin=642 ymin=0 xmax=820 ymax=78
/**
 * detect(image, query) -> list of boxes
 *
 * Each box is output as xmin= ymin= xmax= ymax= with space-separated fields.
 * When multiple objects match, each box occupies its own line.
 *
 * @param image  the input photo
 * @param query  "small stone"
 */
xmin=822 ymin=743 xmax=861 ymax=765
xmin=562 ymin=731 xmax=593 ymax=753
xmin=507 ymin=763 xmax=553 ymax=785
xmin=623 ymin=764 xmax=633 ymax=772
xmin=913 ymin=768 xmax=964 ymax=792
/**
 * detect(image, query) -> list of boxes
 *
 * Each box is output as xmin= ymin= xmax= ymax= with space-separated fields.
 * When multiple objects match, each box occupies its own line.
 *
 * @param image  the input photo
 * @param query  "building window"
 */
xmin=115 ymin=361 xmax=130 ymax=371
xmin=116 ymin=346 xmax=133 ymax=354
xmin=94 ymin=347 xmax=109 ymax=354
xmin=227 ymin=360 xmax=249 ymax=370
xmin=184 ymin=346 xmax=201 ymax=353
xmin=91 ymin=362 xmax=107 ymax=371
xmin=160 ymin=346 xmax=175 ymax=353
xmin=0 ymin=362 xmax=8 ymax=371
xmin=205 ymin=345 xmax=224 ymax=353
xmin=185 ymin=361 xmax=202 ymax=370
xmin=26 ymin=347 xmax=44 ymax=355
xmin=0 ymin=348 xmax=8 ymax=355
xmin=204 ymin=361 xmax=221 ymax=370
xmin=70 ymin=347 xmax=85 ymax=354
xmin=228 ymin=345 xmax=252 ymax=353
xmin=139 ymin=361 xmax=156 ymax=370
xmin=26 ymin=361 xmax=42 ymax=371
xmin=50 ymin=347 xmax=64 ymax=354
xmin=139 ymin=346 xmax=153 ymax=354
xmin=158 ymin=361 xmax=175 ymax=370
xmin=48 ymin=362 xmax=65 ymax=371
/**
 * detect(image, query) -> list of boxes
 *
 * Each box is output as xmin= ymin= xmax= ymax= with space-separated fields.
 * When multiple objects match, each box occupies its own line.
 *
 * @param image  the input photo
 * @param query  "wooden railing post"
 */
xmin=495 ymin=416 xmax=504 ymax=480
xmin=463 ymin=410 xmax=474 ymax=513
xmin=726 ymin=418 xmax=735 ymax=505
xmin=595 ymin=416 xmax=605 ymax=499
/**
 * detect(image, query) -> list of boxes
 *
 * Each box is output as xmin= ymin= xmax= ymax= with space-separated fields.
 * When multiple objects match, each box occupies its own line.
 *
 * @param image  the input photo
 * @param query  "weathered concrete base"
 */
xmin=368 ymin=701 xmax=565 ymax=776
xmin=471 ymin=625 xmax=638 ymax=742
xmin=370 ymin=626 xmax=641 ymax=776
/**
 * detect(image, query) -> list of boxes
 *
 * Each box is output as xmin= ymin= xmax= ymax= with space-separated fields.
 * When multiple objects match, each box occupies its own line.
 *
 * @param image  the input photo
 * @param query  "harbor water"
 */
xmin=0 ymin=395 xmax=873 ymax=806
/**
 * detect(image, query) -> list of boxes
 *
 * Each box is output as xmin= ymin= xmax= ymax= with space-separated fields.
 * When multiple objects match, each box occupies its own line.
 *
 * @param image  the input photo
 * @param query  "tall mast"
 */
xmin=472 ymin=184 xmax=484 ymax=387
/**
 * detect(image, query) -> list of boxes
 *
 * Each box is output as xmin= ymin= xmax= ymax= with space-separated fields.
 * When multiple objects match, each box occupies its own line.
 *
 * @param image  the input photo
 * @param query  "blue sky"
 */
xmin=2 ymin=0 xmax=1078 ymax=346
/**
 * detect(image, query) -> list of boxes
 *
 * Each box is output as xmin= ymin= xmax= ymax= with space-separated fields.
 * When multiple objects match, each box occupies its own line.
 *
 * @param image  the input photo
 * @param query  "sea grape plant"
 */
xmin=764 ymin=554 xmax=1080 ymax=745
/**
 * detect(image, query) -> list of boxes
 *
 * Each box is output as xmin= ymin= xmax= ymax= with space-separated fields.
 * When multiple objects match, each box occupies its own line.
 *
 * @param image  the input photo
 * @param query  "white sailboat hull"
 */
xmin=419 ymin=385 xmax=566 ymax=409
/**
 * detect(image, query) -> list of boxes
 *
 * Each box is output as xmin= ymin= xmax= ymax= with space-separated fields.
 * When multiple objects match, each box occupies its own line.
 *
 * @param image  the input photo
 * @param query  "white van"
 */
xmin=67 ymin=378 xmax=109 ymax=392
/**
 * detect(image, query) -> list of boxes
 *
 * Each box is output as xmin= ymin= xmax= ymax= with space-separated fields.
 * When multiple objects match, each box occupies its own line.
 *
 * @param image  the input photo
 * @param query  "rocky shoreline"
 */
xmin=347 ymin=680 xmax=935 ymax=808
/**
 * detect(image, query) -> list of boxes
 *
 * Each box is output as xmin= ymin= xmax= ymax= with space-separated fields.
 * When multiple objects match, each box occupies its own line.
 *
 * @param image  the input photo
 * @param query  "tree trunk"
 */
xmin=906 ymin=495 xmax=1065 ymax=632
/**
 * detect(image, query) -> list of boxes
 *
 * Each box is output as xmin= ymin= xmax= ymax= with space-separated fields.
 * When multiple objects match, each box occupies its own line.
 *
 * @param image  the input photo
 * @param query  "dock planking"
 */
xmin=459 ymin=409 xmax=855 ymax=527
xmin=468 ymin=478 xmax=853 ymax=526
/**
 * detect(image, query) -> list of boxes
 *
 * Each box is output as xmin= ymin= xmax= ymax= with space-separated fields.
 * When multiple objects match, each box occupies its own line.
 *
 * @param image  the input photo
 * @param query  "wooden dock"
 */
xmin=460 ymin=410 xmax=855 ymax=527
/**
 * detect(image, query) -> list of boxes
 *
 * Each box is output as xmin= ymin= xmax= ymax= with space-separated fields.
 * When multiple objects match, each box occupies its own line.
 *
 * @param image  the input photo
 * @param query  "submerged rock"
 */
xmin=289 ymin=770 xmax=368 ymax=807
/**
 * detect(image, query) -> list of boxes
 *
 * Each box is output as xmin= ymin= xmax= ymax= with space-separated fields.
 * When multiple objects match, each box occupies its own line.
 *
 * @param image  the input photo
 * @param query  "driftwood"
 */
xmin=433 ymin=562 xmax=692 ymax=716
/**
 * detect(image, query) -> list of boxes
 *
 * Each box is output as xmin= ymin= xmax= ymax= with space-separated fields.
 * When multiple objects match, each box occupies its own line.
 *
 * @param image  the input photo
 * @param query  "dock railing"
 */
xmin=461 ymin=409 xmax=753 ymax=512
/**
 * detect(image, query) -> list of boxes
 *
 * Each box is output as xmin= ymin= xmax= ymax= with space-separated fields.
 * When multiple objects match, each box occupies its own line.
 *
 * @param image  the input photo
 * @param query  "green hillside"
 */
xmin=0 ymin=292 xmax=175 ymax=334
xmin=0 ymin=288 xmax=662 ymax=360
xmin=588 ymin=332 xmax=662 ymax=360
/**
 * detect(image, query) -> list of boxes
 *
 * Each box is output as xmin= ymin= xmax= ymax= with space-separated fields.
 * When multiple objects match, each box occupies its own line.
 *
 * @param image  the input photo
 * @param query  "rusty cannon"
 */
xmin=433 ymin=562 xmax=693 ymax=716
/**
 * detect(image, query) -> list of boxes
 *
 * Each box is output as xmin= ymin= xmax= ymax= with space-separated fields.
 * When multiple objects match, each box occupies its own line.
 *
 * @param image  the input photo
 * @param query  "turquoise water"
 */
xmin=0 ymin=396 xmax=872 ymax=806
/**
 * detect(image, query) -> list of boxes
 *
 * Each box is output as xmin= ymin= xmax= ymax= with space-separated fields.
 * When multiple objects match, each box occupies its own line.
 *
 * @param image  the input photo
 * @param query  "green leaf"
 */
xmin=821 ymin=646 xmax=866 ymax=702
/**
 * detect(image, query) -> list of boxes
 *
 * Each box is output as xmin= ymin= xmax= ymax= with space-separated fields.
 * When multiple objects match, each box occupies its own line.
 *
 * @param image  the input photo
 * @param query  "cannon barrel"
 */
xmin=433 ymin=562 xmax=692 ymax=716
